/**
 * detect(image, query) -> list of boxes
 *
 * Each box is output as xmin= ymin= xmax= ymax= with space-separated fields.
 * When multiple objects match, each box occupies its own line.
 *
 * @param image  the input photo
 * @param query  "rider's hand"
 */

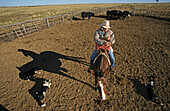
xmin=106 ymin=42 xmax=111 ymax=46
xmin=106 ymin=36 xmax=110 ymax=41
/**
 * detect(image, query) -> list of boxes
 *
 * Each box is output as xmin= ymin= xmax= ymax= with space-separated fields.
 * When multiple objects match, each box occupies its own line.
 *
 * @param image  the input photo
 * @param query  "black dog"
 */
xmin=145 ymin=79 xmax=164 ymax=106
xmin=36 ymin=79 xmax=51 ymax=107
xmin=145 ymin=79 xmax=156 ymax=102
xmin=19 ymin=67 xmax=43 ymax=81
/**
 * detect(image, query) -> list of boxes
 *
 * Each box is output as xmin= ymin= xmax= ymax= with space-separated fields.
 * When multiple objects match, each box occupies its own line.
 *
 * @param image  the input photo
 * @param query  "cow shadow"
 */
xmin=146 ymin=16 xmax=170 ymax=22
xmin=94 ymin=15 xmax=107 ymax=18
xmin=129 ymin=78 xmax=149 ymax=100
xmin=94 ymin=15 xmax=119 ymax=20
xmin=72 ymin=16 xmax=82 ymax=20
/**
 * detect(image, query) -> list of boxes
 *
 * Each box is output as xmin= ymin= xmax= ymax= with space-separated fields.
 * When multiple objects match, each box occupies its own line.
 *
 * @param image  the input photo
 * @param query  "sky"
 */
xmin=0 ymin=0 xmax=170 ymax=7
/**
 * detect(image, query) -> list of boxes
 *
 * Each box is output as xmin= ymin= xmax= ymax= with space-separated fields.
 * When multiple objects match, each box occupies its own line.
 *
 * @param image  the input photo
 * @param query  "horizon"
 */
xmin=1 ymin=2 xmax=170 ymax=7
xmin=0 ymin=0 xmax=170 ymax=7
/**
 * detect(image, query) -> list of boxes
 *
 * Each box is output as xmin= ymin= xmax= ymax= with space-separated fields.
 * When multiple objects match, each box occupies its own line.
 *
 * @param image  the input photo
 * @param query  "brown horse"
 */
xmin=92 ymin=49 xmax=111 ymax=100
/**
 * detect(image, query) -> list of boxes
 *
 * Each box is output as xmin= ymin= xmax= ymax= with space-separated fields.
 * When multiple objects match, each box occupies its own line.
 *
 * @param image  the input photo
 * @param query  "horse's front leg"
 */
xmin=95 ymin=76 xmax=100 ymax=92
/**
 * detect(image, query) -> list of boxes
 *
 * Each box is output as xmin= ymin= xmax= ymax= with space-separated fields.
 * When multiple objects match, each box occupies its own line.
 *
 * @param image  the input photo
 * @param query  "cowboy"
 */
xmin=89 ymin=20 xmax=115 ymax=74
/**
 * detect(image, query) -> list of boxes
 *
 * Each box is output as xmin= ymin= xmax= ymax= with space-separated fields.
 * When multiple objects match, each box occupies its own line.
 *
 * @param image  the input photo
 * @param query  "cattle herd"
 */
xmin=106 ymin=10 xmax=131 ymax=19
xmin=79 ymin=10 xmax=131 ymax=20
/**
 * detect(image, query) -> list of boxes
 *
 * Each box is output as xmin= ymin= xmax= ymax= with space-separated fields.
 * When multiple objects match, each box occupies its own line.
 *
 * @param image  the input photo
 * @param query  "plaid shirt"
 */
xmin=94 ymin=28 xmax=115 ymax=46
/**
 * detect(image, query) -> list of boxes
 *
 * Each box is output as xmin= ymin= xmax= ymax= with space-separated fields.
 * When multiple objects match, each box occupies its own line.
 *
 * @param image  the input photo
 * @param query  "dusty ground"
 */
xmin=0 ymin=16 xmax=169 ymax=110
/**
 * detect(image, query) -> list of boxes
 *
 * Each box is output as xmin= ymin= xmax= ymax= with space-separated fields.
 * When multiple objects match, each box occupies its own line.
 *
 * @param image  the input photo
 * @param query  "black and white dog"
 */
xmin=145 ymin=79 xmax=163 ymax=106
xmin=145 ymin=79 xmax=156 ymax=102
xmin=36 ymin=79 xmax=51 ymax=107
xmin=21 ymin=68 xmax=43 ymax=81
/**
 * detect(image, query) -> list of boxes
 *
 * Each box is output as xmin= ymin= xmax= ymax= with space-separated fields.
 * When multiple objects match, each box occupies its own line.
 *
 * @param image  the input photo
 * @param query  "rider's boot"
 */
xmin=88 ymin=64 xmax=94 ymax=73
xmin=110 ymin=67 xmax=116 ymax=75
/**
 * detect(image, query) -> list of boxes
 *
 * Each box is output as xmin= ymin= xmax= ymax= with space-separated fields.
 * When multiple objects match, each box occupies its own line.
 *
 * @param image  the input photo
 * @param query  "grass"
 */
xmin=0 ymin=3 xmax=170 ymax=27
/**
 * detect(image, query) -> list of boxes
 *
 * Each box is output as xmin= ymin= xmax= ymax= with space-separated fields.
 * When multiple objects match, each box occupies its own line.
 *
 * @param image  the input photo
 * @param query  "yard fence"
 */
xmin=131 ymin=8 xmax=170 ymax=19
xmin=0 ymin=6 xmax=169 ymax=43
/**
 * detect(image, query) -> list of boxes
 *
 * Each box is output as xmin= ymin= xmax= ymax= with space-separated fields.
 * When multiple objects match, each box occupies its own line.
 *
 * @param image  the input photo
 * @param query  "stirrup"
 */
xmin=88 ymin=68 xmax=91 ymax=73
xmin=110 ymin=67 xmax=116 ymax=75
xmin=88 ymin=66 xmax=95 ymax=74
xmin=88 ymin=66 xmax=93 ymax=73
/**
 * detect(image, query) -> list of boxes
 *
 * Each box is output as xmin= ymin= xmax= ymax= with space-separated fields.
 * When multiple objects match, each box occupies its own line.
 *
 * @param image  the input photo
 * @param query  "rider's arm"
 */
xmin=109 ymin=31 xmax=115 ymax=44
xmin=110 ymin=33 xmax=115 ymax=44
xmin=94 ymin=30 xmax=106 ymax=46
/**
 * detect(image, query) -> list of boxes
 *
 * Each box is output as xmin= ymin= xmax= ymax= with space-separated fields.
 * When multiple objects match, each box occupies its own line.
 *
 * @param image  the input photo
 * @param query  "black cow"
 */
xmin=107 ymin=10 xmax=123 ymax=18
xmin=122 ymin=11 xmax=131 ymax=19
xmin=81 ymin=12 xmax=94 ymax=20
xmin=107 ymin=10 xmax=131 ymax=19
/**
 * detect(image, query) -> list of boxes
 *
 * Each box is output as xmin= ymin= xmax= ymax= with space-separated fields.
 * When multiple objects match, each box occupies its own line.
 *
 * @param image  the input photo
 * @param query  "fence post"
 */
xmin=22 ymin=24 xmax=27 ymax=35
xmin=159 ymin=11 xmax=162 ymax=18
xmin=139 ymin=8 xmax=142 ymax=15
xmin=132 ymin=8 xmax=135 ymax=16
xmin=72 ymin=12 xmax=75 ymax=20
xmin=146 ymin=9 xmax=151 ymax=16
xmin=62 ymin=15 xmax=64 ymax=22
xmin=46 ymin=18 xmax=50 ymax=28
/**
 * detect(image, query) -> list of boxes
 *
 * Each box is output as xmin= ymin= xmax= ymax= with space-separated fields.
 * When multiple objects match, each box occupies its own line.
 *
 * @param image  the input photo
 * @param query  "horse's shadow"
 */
xmin=0 ymin=104 xmax=9 ymax=111
xmin=17 ymin=49 xmax=95 ymax=105
xmin=17 ymin=49 xmax=89 ymax=73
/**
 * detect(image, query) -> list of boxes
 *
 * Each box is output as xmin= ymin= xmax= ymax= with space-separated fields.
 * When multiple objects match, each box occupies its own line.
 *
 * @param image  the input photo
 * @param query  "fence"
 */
xmin=131 ymin=8 xmax=170 ymax=19
xmin=0 ymin=6 xmax=121 ymax=43
xmin=0 ymin=6 xmax=169 ymax=43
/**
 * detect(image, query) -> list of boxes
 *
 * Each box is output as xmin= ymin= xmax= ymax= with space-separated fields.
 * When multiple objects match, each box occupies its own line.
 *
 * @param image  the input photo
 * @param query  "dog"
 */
xmin=21 ymin=68 xmax=43 ymax=81
xmin=145 ymin=79 xmax=156 ymax=102
xmin=145 ymin=79 xmax=164 ymax=106
xmin=35 ymin=79 xmax=51 ymax=107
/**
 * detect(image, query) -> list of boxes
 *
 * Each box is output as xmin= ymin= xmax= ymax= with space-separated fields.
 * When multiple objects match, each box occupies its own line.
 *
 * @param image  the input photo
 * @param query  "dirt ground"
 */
xmin=0 ymin=16 xmax=169 ymax=110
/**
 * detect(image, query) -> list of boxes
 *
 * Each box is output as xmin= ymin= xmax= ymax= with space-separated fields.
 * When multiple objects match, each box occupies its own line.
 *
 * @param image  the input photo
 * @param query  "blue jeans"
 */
xmin=90 ymin=49 xmax=115 ymax=68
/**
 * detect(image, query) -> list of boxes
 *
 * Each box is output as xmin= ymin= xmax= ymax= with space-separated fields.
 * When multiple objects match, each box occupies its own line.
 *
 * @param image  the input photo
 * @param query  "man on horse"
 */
xmin=88 ymin=20 xmax=115 ymax=74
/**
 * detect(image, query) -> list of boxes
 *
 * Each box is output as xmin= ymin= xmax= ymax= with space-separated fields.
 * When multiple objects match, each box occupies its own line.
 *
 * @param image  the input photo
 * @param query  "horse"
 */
xmin=92 ymin=48 xmax=111 ymax=100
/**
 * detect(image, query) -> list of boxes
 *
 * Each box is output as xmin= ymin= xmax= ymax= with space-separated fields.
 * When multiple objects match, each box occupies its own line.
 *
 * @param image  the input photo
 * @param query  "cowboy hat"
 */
xmin=100 ymin=20 xmax=111 ymax=28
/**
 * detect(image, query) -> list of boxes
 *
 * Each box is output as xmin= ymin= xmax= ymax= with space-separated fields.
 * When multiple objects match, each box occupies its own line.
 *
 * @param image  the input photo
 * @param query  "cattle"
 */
xmin=122 ymin=11 xmax=131 ymax=19
xmin=107 ymin=10 xmax=123 ymax=18
xmin=81 ymin=12 xmax=94 ymax=20
xmin=107 ymin=10 xmax=131 ymax=19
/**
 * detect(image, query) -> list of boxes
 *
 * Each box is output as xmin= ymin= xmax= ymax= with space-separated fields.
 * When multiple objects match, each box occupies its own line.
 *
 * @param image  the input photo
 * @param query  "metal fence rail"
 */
xmin=132 ymin=8 xmax=170 ymax=19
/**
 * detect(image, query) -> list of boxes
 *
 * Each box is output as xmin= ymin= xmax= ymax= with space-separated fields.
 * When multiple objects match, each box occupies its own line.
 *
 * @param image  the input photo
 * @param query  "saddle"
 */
xmin=93 ymin=48 xmax=111 ymax=66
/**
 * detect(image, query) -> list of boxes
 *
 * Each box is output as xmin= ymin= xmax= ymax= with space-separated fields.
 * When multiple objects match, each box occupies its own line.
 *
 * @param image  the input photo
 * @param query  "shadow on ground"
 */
xmin=17 ymin=49 xmax=95 ymax=106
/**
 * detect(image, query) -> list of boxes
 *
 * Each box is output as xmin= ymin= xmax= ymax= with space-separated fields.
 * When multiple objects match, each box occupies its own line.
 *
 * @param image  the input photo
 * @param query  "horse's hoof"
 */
xmin=41 ymin=103 xmax=46 ymax=107
xmin=101 ymin=98 xmax=107 ymax=101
